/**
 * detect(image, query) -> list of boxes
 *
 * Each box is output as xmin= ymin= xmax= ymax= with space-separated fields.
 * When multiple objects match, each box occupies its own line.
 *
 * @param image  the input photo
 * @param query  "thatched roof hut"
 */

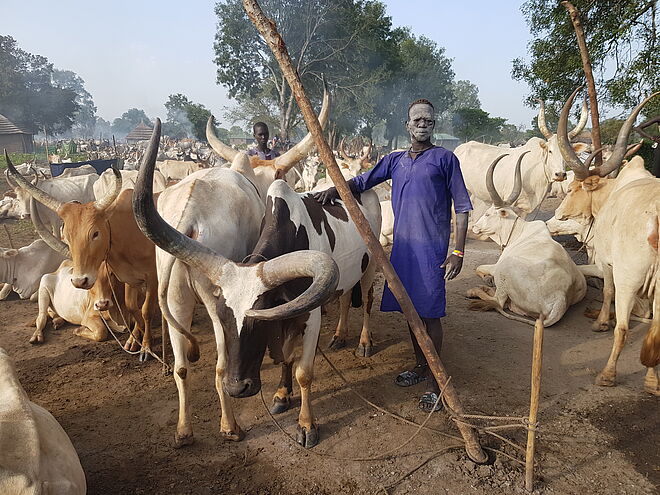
xmin=125 ymin=121 xmax=154 ymax=144
xmin=0 ymin=113 xmax=34 ymax=153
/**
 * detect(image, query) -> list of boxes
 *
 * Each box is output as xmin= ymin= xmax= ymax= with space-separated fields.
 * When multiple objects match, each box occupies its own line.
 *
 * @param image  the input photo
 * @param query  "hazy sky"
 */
xmin=3 ymin=1 xmax=538 ymax=129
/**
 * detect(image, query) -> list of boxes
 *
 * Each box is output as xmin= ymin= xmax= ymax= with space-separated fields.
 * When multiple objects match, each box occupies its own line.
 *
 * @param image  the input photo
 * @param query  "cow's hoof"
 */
xmin=591 ymin=320 xmax=611 ymax=332
xmin=355 ymin=344 xmax=373 ymax=357
xmin=644 ymin=376 xmax=660 ymax=395
xmin=296 ymin=424 xmax=319 ymax=448
xmin=328 ymin=336 xmax=346 ymax=350
xmin=221 ymin=427 xmax=245 ymax=442
xmin=173 ymin=433 xmax=194 ymax=449
xmin=139 ymin=349 xmax=151 ymax=363
xmin=29 ymin=333 xmax=43 ymax=345
xmin=270 ymin=396 xmax=291 ymax=415
xmin=465 ymin=288 xmax=480 ymax=299
xmin=595 ymin=372 xmax=615 ymax=387
xmin=483 ymin=275 xmax=495 ymax=287
xmin=52 ymin=317 xmax=65 ymax=329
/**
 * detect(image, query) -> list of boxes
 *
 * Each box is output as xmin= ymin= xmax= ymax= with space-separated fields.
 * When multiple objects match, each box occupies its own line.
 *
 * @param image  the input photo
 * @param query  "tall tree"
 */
xmin=52 ymin=69 xmax=97 ymax=137
xmin=513 ymin=0 xmax=659 ymax=116
xmin=0 ymin=35 xmax=79 ymax=133
xmin=164 ymin=93 xmax=214 ymax=141
xmin=452 ymin=108 xmax=506 ymax=143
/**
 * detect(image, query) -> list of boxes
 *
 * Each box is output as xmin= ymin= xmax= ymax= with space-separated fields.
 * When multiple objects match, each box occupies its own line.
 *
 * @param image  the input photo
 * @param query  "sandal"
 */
xmin=394 ymin=365 xmax=428 ymax=387
xmin=418 ymin=391 xmax=444 ymax=412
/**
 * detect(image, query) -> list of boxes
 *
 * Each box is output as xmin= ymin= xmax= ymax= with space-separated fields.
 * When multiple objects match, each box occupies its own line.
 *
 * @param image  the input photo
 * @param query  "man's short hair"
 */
xmin=253 ymin=122 xmax=269 ymax=133
xmin=407 ymin=98 xmax=435 ymax=118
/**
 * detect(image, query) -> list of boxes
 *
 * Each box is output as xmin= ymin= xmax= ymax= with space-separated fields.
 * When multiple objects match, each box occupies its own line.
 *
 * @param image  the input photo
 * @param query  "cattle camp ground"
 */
xmin=0 ymin=199 xmax=657 ymax=494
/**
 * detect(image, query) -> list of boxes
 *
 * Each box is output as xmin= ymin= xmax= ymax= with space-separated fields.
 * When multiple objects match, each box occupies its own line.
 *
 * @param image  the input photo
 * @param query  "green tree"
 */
xmin=452 ymin=108 xmax=507 ymax=143
xmin=0 ymin=35 xmax=79 ymax=133
xmin=512 ymin=0 xmax=659 ymax=116
xmin=164 ymin=93 xmax=214 ymax=141
xmin=437 ymin=80 xmax=481 ymax=133
xmin=111 ymin=108 xmax=152 ymax=136
xmin=52 ymin=69 xmax=97 ymax=137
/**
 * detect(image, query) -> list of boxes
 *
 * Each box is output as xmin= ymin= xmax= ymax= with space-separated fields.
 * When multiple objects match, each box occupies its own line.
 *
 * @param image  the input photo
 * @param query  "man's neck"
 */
xmin=410 ymin=139 xmax=433 ymax=153
xmin=257 ymin=144 xmax=269 ymax=153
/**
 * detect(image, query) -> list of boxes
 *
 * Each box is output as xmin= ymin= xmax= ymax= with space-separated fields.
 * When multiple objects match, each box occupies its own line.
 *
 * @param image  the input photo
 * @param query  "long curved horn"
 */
xmin=485 ymin=154 xmax=510 ymax=207
xmin=273 ymin=77 xmax=331 ymax=172
xmin=584 ymin=146 xmax=605 ymax=170
xmin=537 ymin=100 xmax=553 ymax=139
xmin=506 ymin=151 xmax=529 ymax=205
xmin=4 ymin=150 xmax=63 ymax=212
xmin=206 ymin=116 xmax=239 ymax=162
xmin=557 ymin=88 xmax=590 ymax=180
xmin=93 ymin=167 xmax=122 ymax=211
xmin=593 ymin=92 xmax=660 ymax=177
xmin=339 ymin=137 xmax=351 ymax=161
xmin=245 ymin=250 xmax=339 ymax=320
xmin=30 ymin=198 xmax=69 ymax=258
xmin=133 ymin=119 xmax=229 ymax=285
xmin=5 ymin=170 xmax=17 ymax=190
xmin=568 ymin=98 xmax=589 ymax=139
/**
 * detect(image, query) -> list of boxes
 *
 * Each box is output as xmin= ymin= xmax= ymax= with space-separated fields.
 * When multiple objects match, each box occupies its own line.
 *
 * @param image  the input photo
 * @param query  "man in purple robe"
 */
xmin=247 ymin=122 xmax=279 ymax=160
xmin=315 ymin=99 xmax=472 ymax=411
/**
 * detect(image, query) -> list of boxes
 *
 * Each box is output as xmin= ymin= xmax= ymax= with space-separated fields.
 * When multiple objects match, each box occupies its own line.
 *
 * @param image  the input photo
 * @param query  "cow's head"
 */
xmin=554 ymin=88 xmax=658 ymax=221
xmin=337 ymin=138 xmax=373 ymax=177
xmin=133 ymin=120 xmax=339 ymax=377
xmin=5 ymin=152 xmax=122 ymax=290
xmin=473 ymin=152 xmax=527 ymax=245
xmin=537 ymin=98 xmax=589 ymax=182
xmin=206 ymin=78 xmax=330 ymax=197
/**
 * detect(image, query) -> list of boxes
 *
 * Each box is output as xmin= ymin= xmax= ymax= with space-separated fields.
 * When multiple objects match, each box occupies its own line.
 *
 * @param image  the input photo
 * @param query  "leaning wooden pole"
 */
xmin=242 ymin=0 xmax=486 ymax=464
xmin=562 ymin=1 xmax=602 ymax=166
xmin=525 ymin=318 xmax=544 ymax=492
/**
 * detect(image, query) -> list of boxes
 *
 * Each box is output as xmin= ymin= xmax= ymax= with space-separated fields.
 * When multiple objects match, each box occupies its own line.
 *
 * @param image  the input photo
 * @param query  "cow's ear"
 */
xmin=572 ymin=142 xmax=589 ymax=154
xmin=581 ymin=176 xmax=601 ymax=191
xmin=274 ymin=168 xmax=286 ymax=180
xmin=539 ymin=141 xmax=548 ymax=151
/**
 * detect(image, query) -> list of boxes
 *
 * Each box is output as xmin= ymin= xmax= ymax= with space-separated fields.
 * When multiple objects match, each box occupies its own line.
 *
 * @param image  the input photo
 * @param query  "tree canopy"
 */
xmin=164 ymin=94 xmax=215 ymax=141
xmin=111 ymin=108 xmax=152 ymax=136
xmin=0 ymin=35 xmax=82 ymax=134
xmin=452 ymin=108 xmax=507 ymax=143
xmin=513 ymin=0 xmax=659 ymax=116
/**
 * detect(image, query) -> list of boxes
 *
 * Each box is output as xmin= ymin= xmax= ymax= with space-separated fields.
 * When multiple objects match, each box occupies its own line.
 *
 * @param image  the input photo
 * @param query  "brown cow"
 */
xmin=6 ymin=153 xmax=159 ymax=361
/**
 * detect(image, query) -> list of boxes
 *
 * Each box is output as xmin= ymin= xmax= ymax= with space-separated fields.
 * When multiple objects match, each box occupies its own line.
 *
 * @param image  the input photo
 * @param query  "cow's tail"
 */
xmin=158 ymin=254 xmax=200 ymax=363
xmin=641 ymin=211 xmax=660 ymax=367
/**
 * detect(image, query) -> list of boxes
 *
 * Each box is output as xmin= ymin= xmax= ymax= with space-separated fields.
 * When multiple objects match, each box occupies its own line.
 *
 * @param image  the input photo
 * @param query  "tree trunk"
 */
xmin=562 ymin=1 xmax=602 ymax=166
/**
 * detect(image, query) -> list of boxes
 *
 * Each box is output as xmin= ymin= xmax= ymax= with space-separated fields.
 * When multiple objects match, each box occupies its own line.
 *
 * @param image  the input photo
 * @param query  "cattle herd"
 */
xmin=1 ymin=86 xmax=658 ymax=493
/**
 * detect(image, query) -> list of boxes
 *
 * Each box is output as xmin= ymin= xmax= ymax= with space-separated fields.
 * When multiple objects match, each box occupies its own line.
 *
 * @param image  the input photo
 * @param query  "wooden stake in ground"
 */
xmin=242 ymin=0 xmax=487 ymax=464
xmin=525 ymin=318 xmax=544 ymax=492
xmin=562 ymin=1 xmax=602 ymax=167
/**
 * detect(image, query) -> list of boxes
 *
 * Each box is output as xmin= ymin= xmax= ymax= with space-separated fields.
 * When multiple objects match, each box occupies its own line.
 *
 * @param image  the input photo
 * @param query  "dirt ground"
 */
xmin=0 ymin=211 xmax=657 ymax=495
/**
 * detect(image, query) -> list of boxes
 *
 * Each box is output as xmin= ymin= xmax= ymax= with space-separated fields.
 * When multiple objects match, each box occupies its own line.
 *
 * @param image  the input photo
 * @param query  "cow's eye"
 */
xmin=92 ymin=231 xmax=99 ymax=240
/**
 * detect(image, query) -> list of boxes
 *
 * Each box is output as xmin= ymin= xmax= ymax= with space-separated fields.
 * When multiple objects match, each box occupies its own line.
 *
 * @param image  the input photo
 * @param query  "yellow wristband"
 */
xmin=452 ymin=250 xmax=464 ymax=258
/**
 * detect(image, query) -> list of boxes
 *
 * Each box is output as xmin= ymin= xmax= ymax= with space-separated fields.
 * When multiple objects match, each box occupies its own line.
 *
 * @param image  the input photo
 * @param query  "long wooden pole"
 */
xmin=562 ymin=1 xmax=602 ymax=166
xmin=525 ymin=318 xmax=544 ymax=492
xmin=242 ymin=0 xmax=486 ymax=463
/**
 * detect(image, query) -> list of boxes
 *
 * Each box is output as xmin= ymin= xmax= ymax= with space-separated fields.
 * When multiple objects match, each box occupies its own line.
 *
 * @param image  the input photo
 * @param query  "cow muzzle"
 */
xmin=224 ymin=376 xmax=261 ymax=398
xmin=94 ymin=298 xmax=112 ymax=311
xmin=71 ymin=276 xmax=94 ymax=290
xmin=553 ymin=171 xmax=567 ymax=181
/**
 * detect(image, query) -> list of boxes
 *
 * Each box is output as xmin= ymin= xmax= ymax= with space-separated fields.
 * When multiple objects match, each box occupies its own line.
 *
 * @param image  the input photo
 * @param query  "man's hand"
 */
xmin=312 ymin=186 xmax=341 ymax=205
xmin=441 ymin=254 xmax=463 ymax=280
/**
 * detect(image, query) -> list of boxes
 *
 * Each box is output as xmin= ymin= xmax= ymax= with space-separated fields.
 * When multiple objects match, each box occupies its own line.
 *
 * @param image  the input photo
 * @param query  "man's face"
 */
xmin=254 ymin=125 xmax=269 ymax=147
xmin=406 ymin=104 xmax=435 ymax=143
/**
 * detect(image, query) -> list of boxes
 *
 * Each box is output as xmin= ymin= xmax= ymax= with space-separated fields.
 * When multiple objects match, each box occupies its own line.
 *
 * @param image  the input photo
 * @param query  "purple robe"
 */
xmin=247 ymin=148 xmax=279 ymax=160
xmin=352 ymin=146 xmax=472 ymax=318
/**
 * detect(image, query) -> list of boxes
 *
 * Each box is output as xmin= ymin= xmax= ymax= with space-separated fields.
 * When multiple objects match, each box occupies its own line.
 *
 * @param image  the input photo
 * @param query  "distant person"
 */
xmin=247 ymin=122 xmax=279 ymax=160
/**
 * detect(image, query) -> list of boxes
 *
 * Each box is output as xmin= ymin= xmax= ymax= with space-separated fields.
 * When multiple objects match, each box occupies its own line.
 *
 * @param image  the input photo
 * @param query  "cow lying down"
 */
xmin=467 ymin=153 xmax=586 ymax=326
xmin=0 ymin=347 xmax=86 ymax=494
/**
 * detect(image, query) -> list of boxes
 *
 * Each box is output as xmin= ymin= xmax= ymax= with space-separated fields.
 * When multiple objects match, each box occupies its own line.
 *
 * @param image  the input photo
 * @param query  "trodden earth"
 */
xmin=0 ymin=202 xmax=657 ymax=495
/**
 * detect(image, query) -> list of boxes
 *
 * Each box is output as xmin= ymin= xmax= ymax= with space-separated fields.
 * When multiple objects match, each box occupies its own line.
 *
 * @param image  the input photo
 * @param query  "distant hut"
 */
xmin=434 ymin=133 xmax=460 ymax=151
xmin=125 ymin=121 xmax=154 ymax=144
xmin=0 ymin=113 xmax=34 ymax=153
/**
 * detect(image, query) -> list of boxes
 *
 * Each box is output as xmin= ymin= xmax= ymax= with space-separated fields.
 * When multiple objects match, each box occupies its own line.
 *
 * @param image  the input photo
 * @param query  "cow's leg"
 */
xmin=356 ymin=263 xmax=377 ymax=357
xmin=197 ymin=285 xmax=242 ymax=442
xmin=138 ymin=279 xmax=158 ymax=362
xmin=595 ymin=286 xmax=636 ymax=387
xmin=164 ymin=277 xmax=197 ymax=448
xmin=31 ymin=287 xmax=51 ymax=344
xmin=74 ymin=313 xmax=109 ymax=342
xmin=329 ymin=291 xmax=350 ymax=350
xmin=271 ymin=333 xmax=297 ymax=415
xmin=593 ymin=266 xmax=614 ymax=332
xmin=644 ymin=367 xmax=659 ymax=395
xmin=0 ymin=283 xmax=12 ymax=300
xmin=475 ymin=264 xmax=496 ymax=287
xmin=124 ymin=285 xmax=145 ymax=352
xmin=296 ymin=309 xmax=321 ymax=448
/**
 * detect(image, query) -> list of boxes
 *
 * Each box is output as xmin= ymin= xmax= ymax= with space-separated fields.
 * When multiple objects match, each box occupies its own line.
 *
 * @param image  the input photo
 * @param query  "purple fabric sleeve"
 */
xmin=351 ymin=153 xmax=396 ymax=193
xmin=446 ymin=153 xmax=473 ymax=213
